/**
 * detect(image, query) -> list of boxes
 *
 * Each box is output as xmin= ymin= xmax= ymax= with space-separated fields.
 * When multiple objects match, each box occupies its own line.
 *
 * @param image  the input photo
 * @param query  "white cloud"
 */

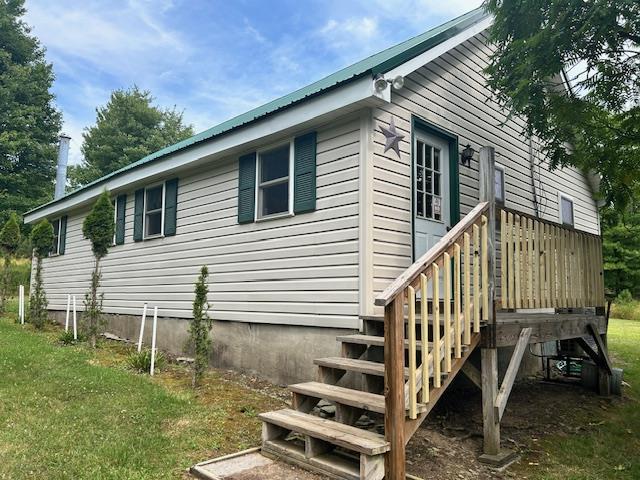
xmin=319 ymin=16 xmax=379 ymax=51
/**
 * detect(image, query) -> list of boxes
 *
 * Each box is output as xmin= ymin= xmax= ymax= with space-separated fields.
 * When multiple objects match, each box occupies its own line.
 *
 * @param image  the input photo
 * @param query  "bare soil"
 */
xmin=405 ymin=376 xmax=621 ymax=480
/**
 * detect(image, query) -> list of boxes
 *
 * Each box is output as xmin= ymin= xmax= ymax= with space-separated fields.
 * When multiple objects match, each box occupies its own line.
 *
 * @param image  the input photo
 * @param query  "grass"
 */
xmin=515 ymin=317 xmax=640 ymax=480
xmin=0 ymin=304 xmax=284 ymax=480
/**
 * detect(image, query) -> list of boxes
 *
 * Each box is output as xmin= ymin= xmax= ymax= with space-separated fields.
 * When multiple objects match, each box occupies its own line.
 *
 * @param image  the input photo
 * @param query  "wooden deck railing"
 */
xmin=375 ymin=201 xmax=492 ymax=477
xmin=499 ymin=209 xmax=605 ymax=310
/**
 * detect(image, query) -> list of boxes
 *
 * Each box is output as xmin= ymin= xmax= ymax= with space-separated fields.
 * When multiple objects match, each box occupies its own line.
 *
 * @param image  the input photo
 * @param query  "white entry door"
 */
xmin=414 ymin=131 xmax=451 ymax=260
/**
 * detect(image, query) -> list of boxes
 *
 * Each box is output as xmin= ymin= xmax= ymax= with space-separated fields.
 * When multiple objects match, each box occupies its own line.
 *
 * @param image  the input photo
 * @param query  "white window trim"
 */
xmin=254 ymin=139 xmax=295 ymax=222
xmin=495 ymin=163 xmax=506 ymax=204
xmin=143 ymin=182 xmax=166 ymax=239
xmin=49 ymin=217 xmax=62 ymax=256
xmin=558 ymin=192 xmax=575 ymax=227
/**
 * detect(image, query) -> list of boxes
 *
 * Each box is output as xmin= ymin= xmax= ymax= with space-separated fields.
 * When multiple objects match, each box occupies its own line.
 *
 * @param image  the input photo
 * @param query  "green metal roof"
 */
xmin=28 ymin=6 xmax=488 ymax=217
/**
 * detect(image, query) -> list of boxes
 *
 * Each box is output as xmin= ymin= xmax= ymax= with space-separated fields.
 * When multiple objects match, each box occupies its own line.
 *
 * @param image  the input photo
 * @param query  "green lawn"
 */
xmin=0 ymin=309 xmax=283 ymax=480
xmin=516 ymin=318 xmax=640 ymax=480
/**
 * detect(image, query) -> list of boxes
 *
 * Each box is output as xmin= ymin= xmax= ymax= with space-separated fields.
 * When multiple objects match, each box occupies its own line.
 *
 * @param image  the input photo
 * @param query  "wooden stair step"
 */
xmin=337 ymin=334 xmax=431 ymax=350
xmin=262 ymin=438 xmax=361 ymax=480
xmin=314 ymin=357 xmax=409 ymax=378
xmin=259 ymin=408 xmax=389 ymax=455
xmin=289 ymin=381 xmax=426 ymax=415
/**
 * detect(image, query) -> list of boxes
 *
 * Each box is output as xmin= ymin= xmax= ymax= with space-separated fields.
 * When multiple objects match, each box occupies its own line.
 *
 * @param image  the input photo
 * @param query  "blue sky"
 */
xmin=24 ymin=0 xmax=482 ymax=165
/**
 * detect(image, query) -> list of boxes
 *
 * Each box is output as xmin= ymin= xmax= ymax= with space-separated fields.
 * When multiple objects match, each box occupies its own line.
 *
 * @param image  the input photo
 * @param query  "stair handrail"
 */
xmin=375 ymin=201 xmax=490 ymax=307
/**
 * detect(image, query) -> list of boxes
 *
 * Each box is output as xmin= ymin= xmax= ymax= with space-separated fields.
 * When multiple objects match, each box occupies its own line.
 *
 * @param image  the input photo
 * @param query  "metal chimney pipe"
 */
xmin=55 ymin=133 xmax=71 ymax=200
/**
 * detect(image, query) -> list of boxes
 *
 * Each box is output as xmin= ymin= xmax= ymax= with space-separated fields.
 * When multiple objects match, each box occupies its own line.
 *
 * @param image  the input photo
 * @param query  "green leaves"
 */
xmin=485 ymin=0 xmax=640 ymax=206
xmin=189 ymin=266 xmax=211 ymax=388
xmin=0 ymin=212 xmax=21 ymax=255
xmin=30 ymin=218 xmax=53 ymax=258
xmin=70 ymin=86 xmax=194 ymax=188
xmin=0 ymin=0 xmax=62 ymax=220
xmin=82 ymin=190 xmax=115 ymax=260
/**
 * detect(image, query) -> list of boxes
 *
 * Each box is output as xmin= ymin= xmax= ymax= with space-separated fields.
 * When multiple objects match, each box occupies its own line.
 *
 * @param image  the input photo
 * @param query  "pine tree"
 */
xmin=189 ymin=266 xmax=212 ymax=388
xmin=81 ymin=190 xmax=115 ymax=347
xmin=69 ymin=86 xmax=194 ymax=188
xmin=0 ymin=212 xmax=21 ymax=311
xmin=0 ymin=0 xmax=62 ymax=221
xmin=29 ymin=219 xmax=53 ymax=328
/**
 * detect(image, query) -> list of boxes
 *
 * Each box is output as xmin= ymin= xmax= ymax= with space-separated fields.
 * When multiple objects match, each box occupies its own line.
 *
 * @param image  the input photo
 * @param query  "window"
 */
xmin=51 ymin=218 xmax=61 ymax=255
xmin=257 ymin=143 xmax=292 ymax=219
xmin=415 ymin=140 xmax=442 ymax=221
xmin=144 ymin=184 xmax=164 ymax=238
xmin=112 ymin=199 xmax=117 ymax=245
xmin=495 ymin=165 xmax=505 ymax=204
xmin=560 ymin=194 xmax=574 ymax=227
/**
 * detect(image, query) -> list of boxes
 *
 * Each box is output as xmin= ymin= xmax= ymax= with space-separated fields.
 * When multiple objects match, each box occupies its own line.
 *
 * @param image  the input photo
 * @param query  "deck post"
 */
xmin=478 ymin=146 xmax=516 ymax=466
xmin=384 ymin=295 xmax=406 ymax=479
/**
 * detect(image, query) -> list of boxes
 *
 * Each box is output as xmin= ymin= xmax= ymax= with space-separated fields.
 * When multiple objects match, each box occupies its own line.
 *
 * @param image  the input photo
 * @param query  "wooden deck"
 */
xmin=495 ymin=311 xmax=606 ymax=347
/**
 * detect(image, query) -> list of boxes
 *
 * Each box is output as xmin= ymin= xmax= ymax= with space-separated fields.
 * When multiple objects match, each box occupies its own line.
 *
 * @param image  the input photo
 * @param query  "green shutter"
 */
xmin=58 ymin=216 xmax=67 ymax=255
xmin=238 ymin=152 xmax=256 ymax=224
xmin=134 ymin=189 xmax=144 ymax=242
xmin=164 ymin=178 xmax=179 ymax=236
xmin=293 ymin=132 xmax=317 ymax=214
xmin=115 ymin=194 xmax=126 ymax=245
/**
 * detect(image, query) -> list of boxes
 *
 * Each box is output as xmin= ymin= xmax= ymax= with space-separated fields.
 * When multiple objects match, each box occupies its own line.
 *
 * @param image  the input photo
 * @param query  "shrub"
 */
xmin=29 ymin=219 xmax=53 ymax=329
xmin=81 ymin=190 xmax=115 ymax=348
xmin=0 ymin=213 xmax=22 ymax=312
xmin=58 ymin=330 xmax=77 ymax=345
xmin=189 ymin=266 xmax=212 ymax=387
xmin=127 ymin=348 xmax=166 ymax=373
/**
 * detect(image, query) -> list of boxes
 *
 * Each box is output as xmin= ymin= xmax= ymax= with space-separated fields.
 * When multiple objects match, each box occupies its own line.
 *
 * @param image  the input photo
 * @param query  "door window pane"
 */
xmin=415 ymin=140 xmax=444 ymax=222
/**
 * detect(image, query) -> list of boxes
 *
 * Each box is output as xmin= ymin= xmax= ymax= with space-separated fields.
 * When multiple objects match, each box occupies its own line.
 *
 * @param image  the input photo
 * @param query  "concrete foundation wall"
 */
xmin=49 ymin=311 xmax=355 ymax=385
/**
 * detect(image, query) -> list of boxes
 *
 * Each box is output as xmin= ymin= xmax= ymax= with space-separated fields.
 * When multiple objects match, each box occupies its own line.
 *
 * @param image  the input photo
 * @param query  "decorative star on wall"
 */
xmin=380 ymin=117 xmax=404 ymax=158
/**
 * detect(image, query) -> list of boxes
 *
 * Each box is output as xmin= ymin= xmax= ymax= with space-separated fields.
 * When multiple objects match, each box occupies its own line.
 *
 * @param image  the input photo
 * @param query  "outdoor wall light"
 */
xmin=460 ymin=144 xmax=475 ymax=167
xmin=374 ymin=74 xmax=405 ymax=93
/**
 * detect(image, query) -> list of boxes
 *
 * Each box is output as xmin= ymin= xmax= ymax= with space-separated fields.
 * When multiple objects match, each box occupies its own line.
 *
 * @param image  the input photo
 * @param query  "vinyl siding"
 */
xmin=370 ymin=31 xmax=600 ymax=303
xmin=39 ymin=117 xmax=361 ymax=328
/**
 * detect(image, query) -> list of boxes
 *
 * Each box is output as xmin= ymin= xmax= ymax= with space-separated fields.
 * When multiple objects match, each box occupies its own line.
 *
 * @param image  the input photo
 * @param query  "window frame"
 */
xmin=143 ymin=182 xmax=166 ymax=239
xmin=50 ymin=217 xmax=62 ymax=256
xmin=495 ymin=163 xmax=506 ymax=204
xmin=558 ymin=193 xmax=575 ymax=227
xmin=254 ymin=139 xmax=294 ymax=221
xmin=111 ymin=198 xmax=117 ymax=246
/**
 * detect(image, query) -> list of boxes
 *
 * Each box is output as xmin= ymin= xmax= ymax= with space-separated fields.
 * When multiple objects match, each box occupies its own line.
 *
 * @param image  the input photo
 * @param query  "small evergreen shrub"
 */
xmin=0 ymin=212 xmax=22 ymax=312
xmin=81 ymin=190 xmax=115 ymax=347
xmin=127 ymin=348 xmax=166 ymax=373
xmin=189 ymin=266 xmax=212 ymax=388
xmin=29 ymin=219 xmax=54 ymax=329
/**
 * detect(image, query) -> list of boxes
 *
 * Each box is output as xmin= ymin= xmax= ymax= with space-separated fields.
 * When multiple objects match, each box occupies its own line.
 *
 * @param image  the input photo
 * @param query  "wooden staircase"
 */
xmin=260 ymin=312 xmax=482 ymax=479
xmin=259 ymin=202 xmax=492 ymax=479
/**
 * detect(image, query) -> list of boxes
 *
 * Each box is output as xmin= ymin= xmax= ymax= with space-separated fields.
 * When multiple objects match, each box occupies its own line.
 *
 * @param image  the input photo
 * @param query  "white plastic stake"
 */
xmin=18 ymin=285 xmax=24 ymax=324
xmin=137 ymin=303 xmax=148 ymax=352
xmin=150 ymin=306 xmax=158 ymax=376
xmin=65 ymin=294 xmax=71 ymax=332
xmin=72 ymin=295 xmax=78 ymax=340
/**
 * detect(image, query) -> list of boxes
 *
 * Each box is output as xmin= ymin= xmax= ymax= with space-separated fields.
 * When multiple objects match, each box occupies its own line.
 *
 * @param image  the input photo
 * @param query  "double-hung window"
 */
xmin=257 ymin=143 xmax=292 ymax=219
xmin=559 ymin=194 xmax=574 ymax=227
xmin=144 ymin=184 xmax=164 ymax=238
xmin=51 ymin=218 xmax=61 ymax=255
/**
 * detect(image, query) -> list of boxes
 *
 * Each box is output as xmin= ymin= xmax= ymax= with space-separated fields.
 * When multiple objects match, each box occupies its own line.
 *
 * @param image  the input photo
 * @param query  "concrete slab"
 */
xmin=191 ymin=448 xmax=324 ymax=480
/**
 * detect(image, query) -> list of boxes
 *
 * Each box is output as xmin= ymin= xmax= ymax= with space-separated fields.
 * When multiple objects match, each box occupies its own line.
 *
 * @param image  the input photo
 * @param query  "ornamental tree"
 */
xmin=29 ymin=219 xmax=53 ymax=328
xmin=189 ymin=266 xmax=212 ymax=387
xmin=0 ymin=212 xmax=21 ymax=312
xmin=81 ymin=190 xmax=115 ymax=347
